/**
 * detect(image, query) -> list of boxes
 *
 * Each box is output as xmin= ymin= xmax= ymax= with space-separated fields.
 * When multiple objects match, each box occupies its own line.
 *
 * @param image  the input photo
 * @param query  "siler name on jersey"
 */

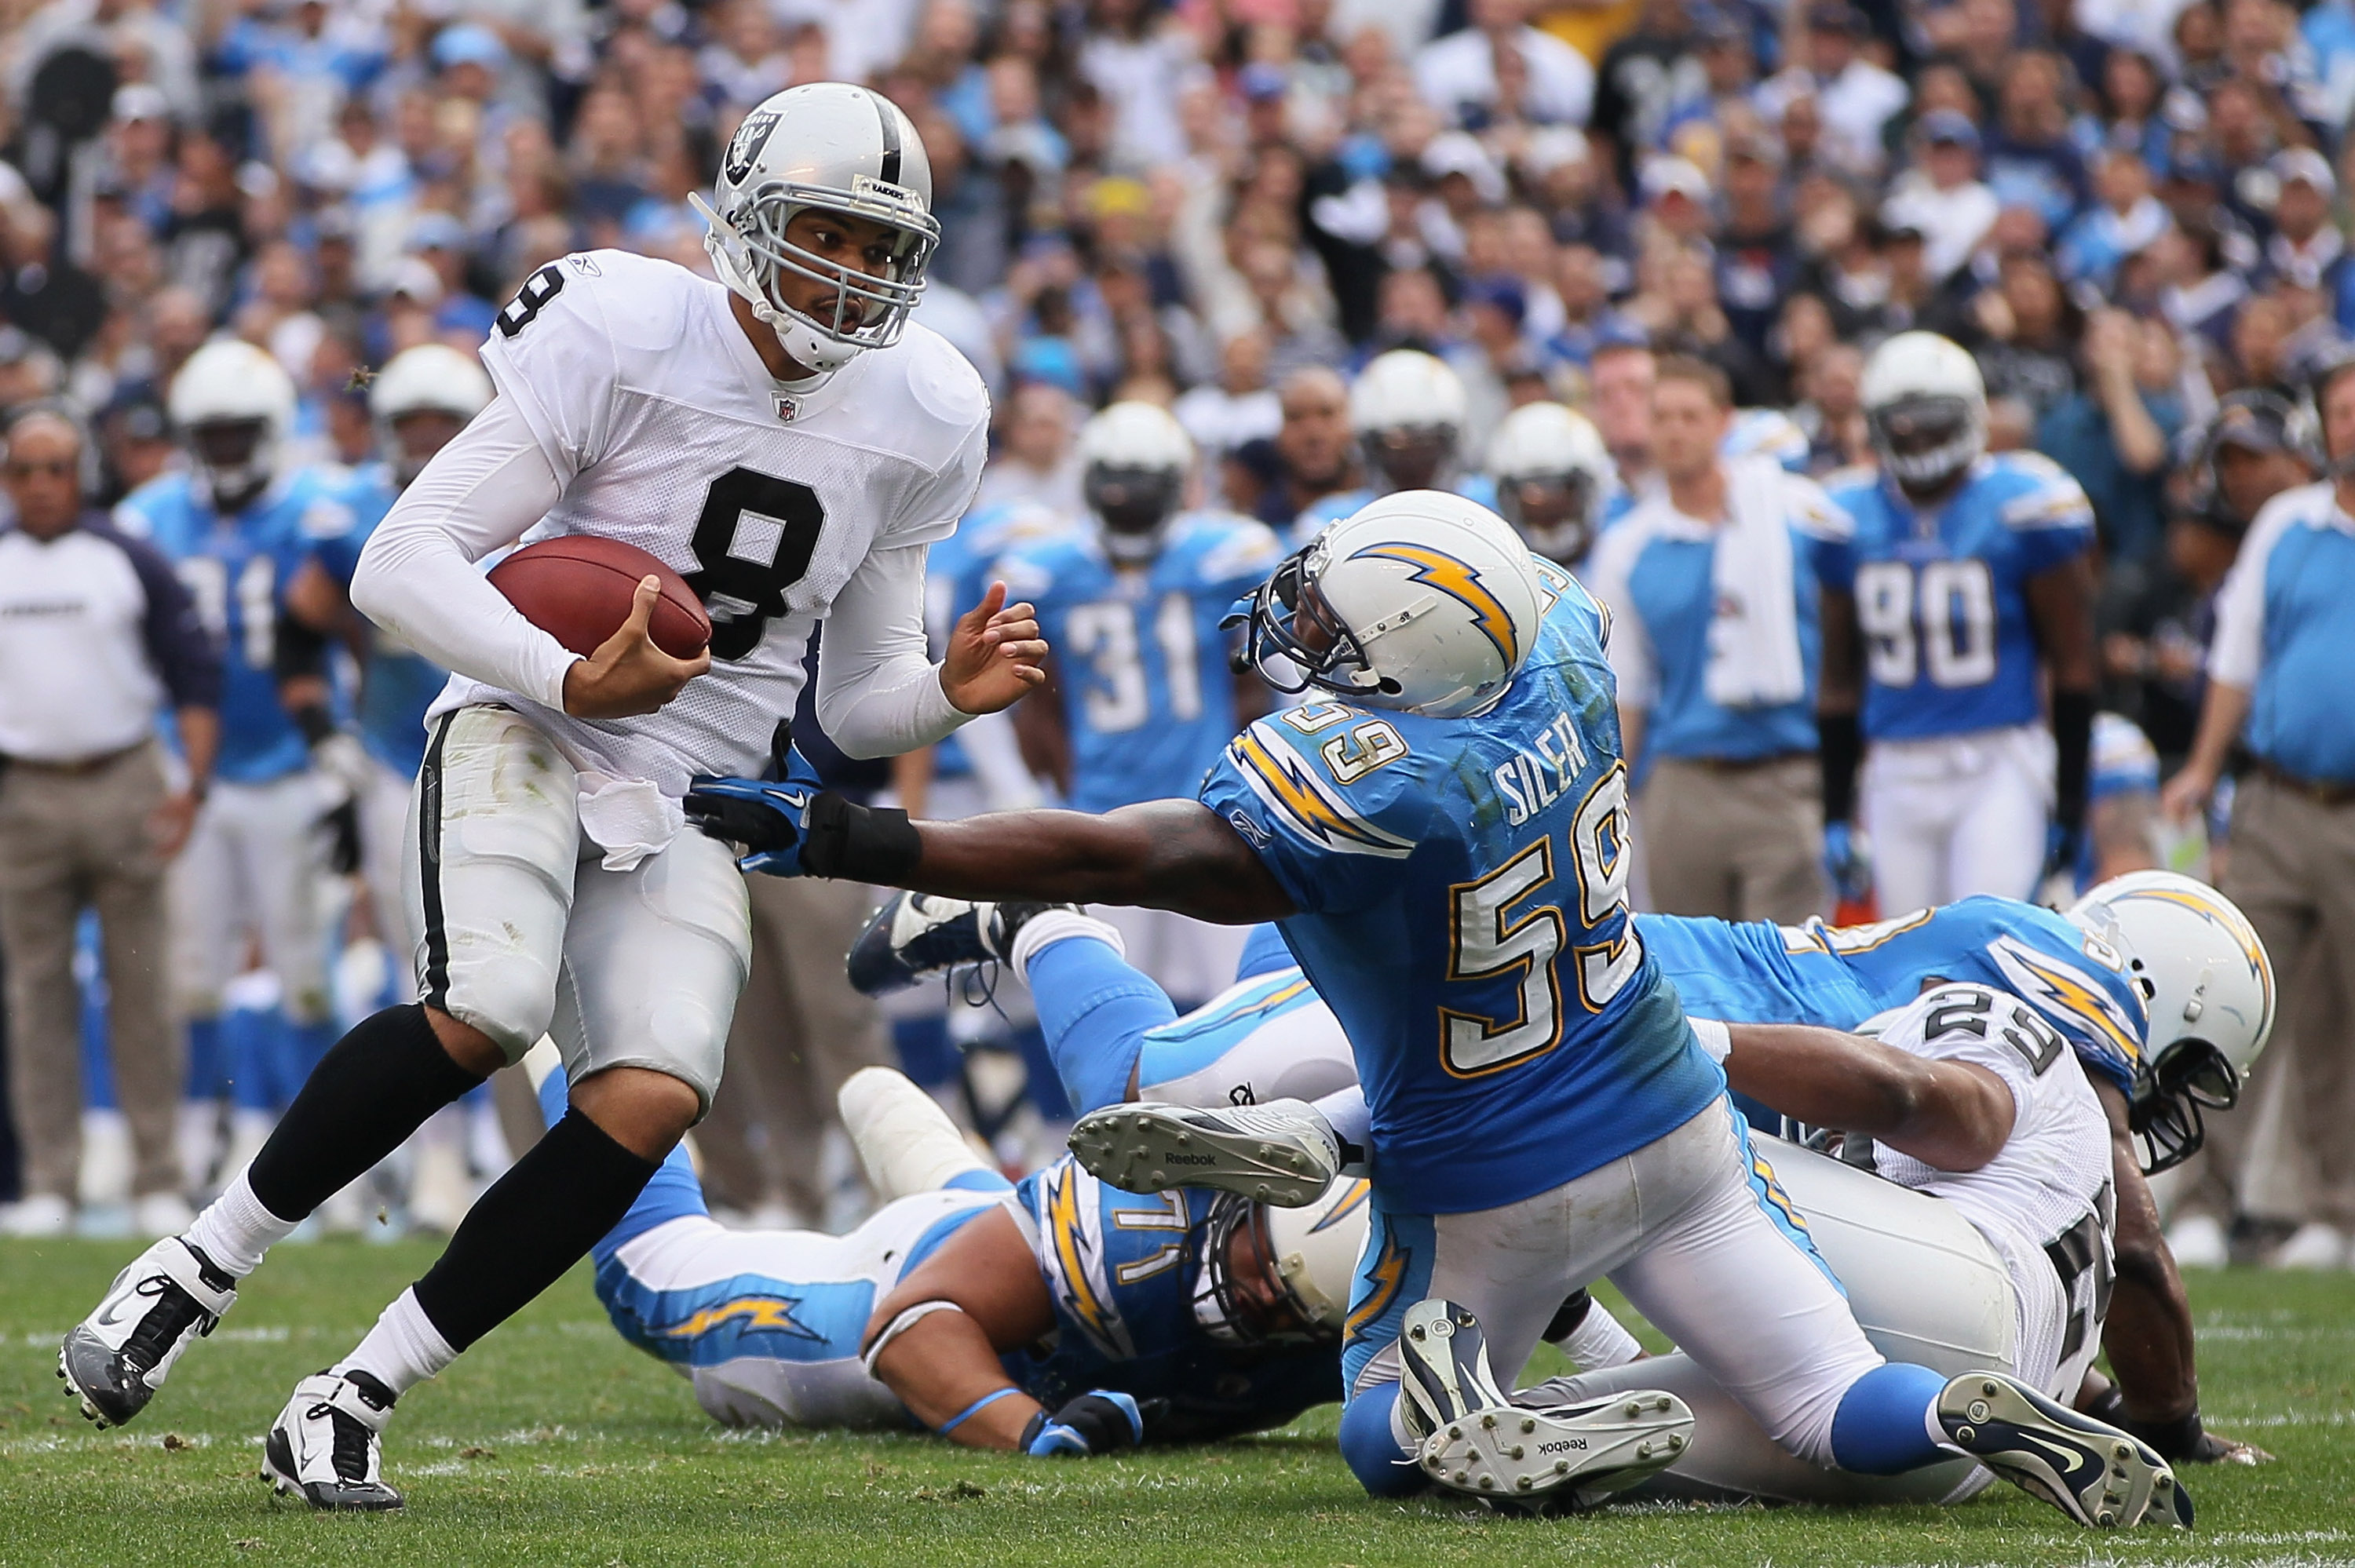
xmin=446 ymin=248 xmax=989 ymax=790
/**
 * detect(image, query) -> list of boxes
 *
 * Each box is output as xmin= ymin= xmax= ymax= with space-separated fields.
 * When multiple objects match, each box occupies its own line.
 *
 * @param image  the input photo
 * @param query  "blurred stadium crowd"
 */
xmin=0 ymin=0 xmax=2352 ymax=1269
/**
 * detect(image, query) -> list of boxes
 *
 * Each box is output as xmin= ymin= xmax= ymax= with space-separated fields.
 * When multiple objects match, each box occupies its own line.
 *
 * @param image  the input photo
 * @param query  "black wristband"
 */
xmin=2122 ymin=1406 xmax=2207 ymax=1460
xmin=2053 ymin=688 xmax=2096 ymax=836
xmin=290 ymin=700 xmax=336 ymax=749
xmin=1820 ymin=710 xmax=1862 ymax=824
xmin=800 ymin=791 xmax=923 ymax=883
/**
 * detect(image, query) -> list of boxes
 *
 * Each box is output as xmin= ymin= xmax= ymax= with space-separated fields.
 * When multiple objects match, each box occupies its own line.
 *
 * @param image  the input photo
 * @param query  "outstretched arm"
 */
xmin=1722 ymin=1023 xmax=2016 ymax=1172
xmin=863 ymin=1208 xmax=1055 ymax=1449
xmin=907 ymin=800 xmax=1296 ymax=924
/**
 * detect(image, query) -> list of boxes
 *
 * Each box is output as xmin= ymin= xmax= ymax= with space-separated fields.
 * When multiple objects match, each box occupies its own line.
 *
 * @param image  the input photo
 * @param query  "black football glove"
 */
xmin=1018 ymin=1391 xmax=1150 ymax=1457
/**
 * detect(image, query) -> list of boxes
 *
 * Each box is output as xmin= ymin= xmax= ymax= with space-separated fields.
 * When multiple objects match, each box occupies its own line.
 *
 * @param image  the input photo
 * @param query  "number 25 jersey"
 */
xmin=447 ymin=249 xmax=989 ymax=790
xmin=1820 ymin=453 xmax=2093 ymax=742
xmin=1199 ymin=567 xmax=1724 ymax=1214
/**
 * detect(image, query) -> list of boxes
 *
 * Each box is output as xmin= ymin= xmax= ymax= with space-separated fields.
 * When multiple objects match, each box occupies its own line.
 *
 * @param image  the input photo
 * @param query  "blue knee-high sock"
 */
xmin=184 ymin=1016 xmax=227 ymax=1100
xmin=1829 ymin=1362 xmax=1952 ymax=1474
xmin=532 ymin=1063 xmax=710 ymax=1266
xmin=1338 ymin=1384 xmax=1424 ymax=1497
xmin=225 ymin=1005 xmax=279 ymax=1113
xmin=1027 ymin=936 xmax=1180 ymax=1115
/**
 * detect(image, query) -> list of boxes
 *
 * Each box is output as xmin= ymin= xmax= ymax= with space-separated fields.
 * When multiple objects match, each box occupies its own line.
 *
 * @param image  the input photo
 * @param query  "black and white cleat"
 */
xmin=1939 ymin=1370 xmax=2191 ymax=1528
xmin=1067 ymin=1099 xmax=1341 ymax=1207
xmin=844 ymin=892 xmax=1073 ymax=996
xmin=262 ymin=1369 xmax=405 ymax=1511
xmin=57 ymin=1237 xmax=237 ymax=1429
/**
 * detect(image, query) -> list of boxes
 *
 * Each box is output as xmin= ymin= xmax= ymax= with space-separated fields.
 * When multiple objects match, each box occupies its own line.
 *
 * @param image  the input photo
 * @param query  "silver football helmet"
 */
xmin=1350 ymin=349 xmax=1466 ymax=493
xmin=1078 ymin=400 xmax=1194 ymax=563
xmin=694 ymin=83 xmax=940 ymax=376
xmin=1191 ymin=1180 xmax=1370 ymax=1348
xmin=1486 ymin=400 xmax=1612 ymax=566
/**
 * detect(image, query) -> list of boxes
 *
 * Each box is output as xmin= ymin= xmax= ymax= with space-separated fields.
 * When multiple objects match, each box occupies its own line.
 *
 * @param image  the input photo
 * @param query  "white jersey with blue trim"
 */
xmin=117 ymin=465 xmax=365 ymax=786
xmin=1199 ymin=560 xmax=1724 ymax=1213
xmin=1008 ymin=1155 xmax=1341 ymax=1436
xmin=995 ymin=510 xmax=1282 ymax=814
xmin=1641 ymin=895 xmax=2149 ymax=1097
xmin=1820 ymin=453 xmax=2094 ymax=742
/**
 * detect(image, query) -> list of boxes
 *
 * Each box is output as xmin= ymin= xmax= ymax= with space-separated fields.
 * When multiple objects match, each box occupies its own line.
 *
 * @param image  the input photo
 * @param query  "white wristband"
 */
xmin=860 ymin=1299 xmax=966 ymax=1377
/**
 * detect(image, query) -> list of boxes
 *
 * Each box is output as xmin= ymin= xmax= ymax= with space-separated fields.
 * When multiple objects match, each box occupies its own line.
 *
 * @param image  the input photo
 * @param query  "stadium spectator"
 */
xmin=2161 ymin=354 xmax=2355 ymax=1271
xmin=1589 ymin=356 xmax=1837 ymax=922
xmin=0 ymin=408 xmax=217 ymax=1238
xmin=2039 ymin=308 xmax=2188 ymax=564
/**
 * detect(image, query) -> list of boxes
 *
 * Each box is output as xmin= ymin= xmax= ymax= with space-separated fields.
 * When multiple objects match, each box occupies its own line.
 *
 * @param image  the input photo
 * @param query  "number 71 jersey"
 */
xmin=1820 ymin=453 xmax=2093 ymax=742
xmin=451 ymin=249 xmax=989 ymax=790
xmin=1198 ymin=564 xmax=1725 ymax=1215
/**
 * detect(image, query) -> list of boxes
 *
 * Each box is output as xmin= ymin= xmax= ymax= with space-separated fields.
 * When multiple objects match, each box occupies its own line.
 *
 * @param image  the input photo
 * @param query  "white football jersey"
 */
xmin=1864 ymin=981 xmax=2114 ymax=1392
xmin=434 ymin=249 xmax=989 ymax=790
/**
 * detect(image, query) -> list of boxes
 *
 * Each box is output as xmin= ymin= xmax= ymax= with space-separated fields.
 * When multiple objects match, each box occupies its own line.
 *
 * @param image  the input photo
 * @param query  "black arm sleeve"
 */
xmin=94 ymin=519 xmax=222 ymax=711
xmin=2053 ymin=687 xmax=2096 ymax=837
xmin=273 ymin=605 xmax=330 ymax=687
xmin=1820 ymin=710 xmax=1862 ymax=826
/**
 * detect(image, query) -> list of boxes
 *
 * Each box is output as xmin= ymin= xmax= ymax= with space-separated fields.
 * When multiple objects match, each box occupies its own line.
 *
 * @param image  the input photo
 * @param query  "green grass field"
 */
xmin=1 ymin=1238 xmax=2347 ymax=1568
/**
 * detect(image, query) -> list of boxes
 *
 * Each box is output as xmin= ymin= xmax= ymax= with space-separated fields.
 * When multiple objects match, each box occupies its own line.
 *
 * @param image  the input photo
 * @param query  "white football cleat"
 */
xmin=1938 ymin=1370 xmax=2190 ymax=1527
xmin=1400 ymin=1299 xmax=1692 ymax=1510
xmin=263 ymin=1369 xmax=403 ymax=1510
xmin=58 ymin=1236 xmax=237 ymax=1428
xmin=2163 ymin=1213 xmax=2229 ymax=1270
xmin=1067 ymin=1099 xmax=1340 ymax=1207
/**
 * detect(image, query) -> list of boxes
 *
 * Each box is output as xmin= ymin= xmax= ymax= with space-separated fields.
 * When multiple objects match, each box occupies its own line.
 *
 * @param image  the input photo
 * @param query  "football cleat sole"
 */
xmin=262 ymin=1426 xmax=404 ymax=1511
xmin=1938 ymin=1373 xmax=2189 ymax=1528
xmin=1067 ymin=1101 xmax=1336 ymax=1208
xmin=57 ymin=1336 xmax=130 ymax=1429
xmin=1420 ymin=1391 xmax=1695 ymax=1511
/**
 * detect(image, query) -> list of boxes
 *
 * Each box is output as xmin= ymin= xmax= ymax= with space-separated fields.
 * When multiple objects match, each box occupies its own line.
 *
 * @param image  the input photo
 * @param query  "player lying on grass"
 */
xmin=686 ymin=497 xmax=2189 ymax=1527
xmin=854 ymin=899 xmax=2130 ymax=1506
xmin=521 ymin=1049 xmax=1360 ymax=1453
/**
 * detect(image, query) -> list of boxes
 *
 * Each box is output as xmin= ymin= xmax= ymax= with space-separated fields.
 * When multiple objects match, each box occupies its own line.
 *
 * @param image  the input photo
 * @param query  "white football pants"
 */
xmin=168 ymin=771 xmax=336 ymax=1025
xmin=1861 ymin=723 xmax=2053 ymax=913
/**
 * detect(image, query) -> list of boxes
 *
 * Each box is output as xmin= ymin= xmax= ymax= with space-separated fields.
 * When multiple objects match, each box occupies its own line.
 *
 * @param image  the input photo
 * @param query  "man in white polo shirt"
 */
xmin=0 ymin=408 xmax=220 ymax=1236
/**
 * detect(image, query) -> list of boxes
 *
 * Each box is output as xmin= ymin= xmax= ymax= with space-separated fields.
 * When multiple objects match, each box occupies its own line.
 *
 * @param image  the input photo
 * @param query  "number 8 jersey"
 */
xmin=1820 ymin=453 xmax=2094 ymax=741
xmin=1198 ymin=564 xmax=1725 ymax=1213
xmin=445 ymin=249 xmax=989 ymax=789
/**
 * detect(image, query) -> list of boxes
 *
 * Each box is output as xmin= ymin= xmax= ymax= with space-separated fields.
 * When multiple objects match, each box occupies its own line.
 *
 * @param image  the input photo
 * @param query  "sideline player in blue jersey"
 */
xmin=1485 ymin=400 xmax=1617 ymax=574
xmin=1818 ymin=331 xmax=2101 ymax=914
xmin=685 ymin=492 xmax=2189 ymax=1525
xmin=1291 ymin=350 xmax=1499 ymax=545
xmin=999 ymin=401 xmax=1282 ymax=1005
xmin=524 ymin=1050 xmax=1359 ymax=1449
xmin=119 ymin=341 xmax=365 ymax=1179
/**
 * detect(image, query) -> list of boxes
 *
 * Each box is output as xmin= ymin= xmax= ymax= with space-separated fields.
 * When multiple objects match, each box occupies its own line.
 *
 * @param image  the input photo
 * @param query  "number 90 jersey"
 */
xmin=1199 ymin=563 xmax=1725 ymax=1214
xmin=1820 ymin=454 xmax=2093 ymax=742
xmin=451 ymin=250 xmax=989 ymax=789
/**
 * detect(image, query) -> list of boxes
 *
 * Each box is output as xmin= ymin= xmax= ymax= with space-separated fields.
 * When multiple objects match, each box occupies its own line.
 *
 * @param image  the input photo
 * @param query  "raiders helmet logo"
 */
xmin=851 ymin=173 xmax=917 ymax=207
xmin=725 ymin=109 xmax=783 ymax=187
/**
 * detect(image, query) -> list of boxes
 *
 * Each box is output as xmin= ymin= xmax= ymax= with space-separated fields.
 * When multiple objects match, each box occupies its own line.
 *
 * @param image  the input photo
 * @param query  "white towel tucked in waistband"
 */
xmin=1703 ymin=455 xmax=1807 ymax=710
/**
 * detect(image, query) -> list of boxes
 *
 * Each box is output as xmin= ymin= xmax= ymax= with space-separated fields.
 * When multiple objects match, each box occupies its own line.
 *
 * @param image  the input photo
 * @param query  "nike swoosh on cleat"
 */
xmin=93 ymin=1296 xmax=145 ymax=1329
xmin=2017 ymin=1431 xmax=2090 ymax=1475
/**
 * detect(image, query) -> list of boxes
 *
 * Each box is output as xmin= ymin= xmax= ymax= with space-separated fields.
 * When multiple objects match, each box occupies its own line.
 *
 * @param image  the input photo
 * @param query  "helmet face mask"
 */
xmin=2129 ymin=1037 xmax=2241 ymax=1175
xmin=1868 ymin=392 xmax=1980 ymax=493
xmin=1225 ymin=545 xmax=1386 ymax=699
xmin=1085 ymin=462 xmax=1184 ymax=555
xmin=719 ymin=196 xmax=936 ymax=348
xmin=1497 ymin=469 xmax=1597 ymax=563
xmin=1189 ymin=1197 xmax=1334 ymax=1348
xmin=389 ymin=409 xmax=466 ymax=487
xmin=1363 ymin=424 xmax=1455 ymax=493
xmin=186 ymin=418 xmax=272 ymax=509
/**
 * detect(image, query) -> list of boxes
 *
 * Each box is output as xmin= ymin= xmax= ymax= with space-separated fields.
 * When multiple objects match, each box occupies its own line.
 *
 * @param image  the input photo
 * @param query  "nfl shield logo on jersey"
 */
xmin=772 ymin=393 xmax=801 ymax=423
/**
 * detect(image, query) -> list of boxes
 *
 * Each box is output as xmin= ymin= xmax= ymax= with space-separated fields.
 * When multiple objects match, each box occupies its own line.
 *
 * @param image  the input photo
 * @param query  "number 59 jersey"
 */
xmin=447 ymin=249 xmax=990 ymax=790
xmin=1820 ymin=453 xmax=2093 ymax=742
xmin=1199 ymin=566 xmax=1725 ymax=1215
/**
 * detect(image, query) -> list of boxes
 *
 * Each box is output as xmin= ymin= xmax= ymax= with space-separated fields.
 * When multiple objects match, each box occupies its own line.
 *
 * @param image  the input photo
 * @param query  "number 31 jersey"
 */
xmin=447 ymin=249 xmax=989 ymax=789
xmin=1820 ymin=453 xmax=2092 ymax=742
xmin=1199 ymin=564 xmax=1723 ymax=1214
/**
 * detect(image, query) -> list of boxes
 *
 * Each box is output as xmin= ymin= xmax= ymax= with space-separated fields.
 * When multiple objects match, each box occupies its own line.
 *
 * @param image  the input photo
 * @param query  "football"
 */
xmin=487 ymin=535 xmax=711 ymax=660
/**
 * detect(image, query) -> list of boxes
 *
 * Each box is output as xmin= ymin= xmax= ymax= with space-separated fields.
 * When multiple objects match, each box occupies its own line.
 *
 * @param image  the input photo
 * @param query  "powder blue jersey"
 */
xmin=1200 ymin=562 xmax=1725 ymax=1212
xmin=1010 ymin=1156 xmax=1341 ymax=1439
xmin=998 ymin=511 xmax=1283 ymax=813
xmin=923 ymin=499 xmax=1080 ymax=781
xmin=306 ymin=463 xmax=449 ymax=777
xmin=1642 ymin=895 xmax=2148 ymax=1096
xmin=1820 ymin=454 xmax=2094 ymax=742
xmin=1291 ymin=476 xmax=1499 ymax=549
xmin=118 ymin=467 xmax=363 ymax=786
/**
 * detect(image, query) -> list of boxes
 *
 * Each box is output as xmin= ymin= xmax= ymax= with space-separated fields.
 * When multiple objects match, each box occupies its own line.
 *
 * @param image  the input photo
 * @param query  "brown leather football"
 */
xmin=487 ymin=535 xmax=711 ymax=660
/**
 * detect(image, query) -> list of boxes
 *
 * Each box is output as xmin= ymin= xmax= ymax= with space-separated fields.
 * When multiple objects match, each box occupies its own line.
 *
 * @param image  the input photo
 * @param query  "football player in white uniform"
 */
xmin=60 ymin=82 xmax=1046 ymax=1511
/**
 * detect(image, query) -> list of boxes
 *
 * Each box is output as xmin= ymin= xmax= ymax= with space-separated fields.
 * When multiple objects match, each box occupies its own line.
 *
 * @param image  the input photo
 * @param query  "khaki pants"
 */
xmin=1638 ymin=754 xmax=1827 ymax=923
xmin=0 ymin=743 xmax=181 ymax=1201
xmin=2199 ymin=775 xmax=2355 ymax=1230
xmin=695 ymin=875 xmax=893 ymax=1218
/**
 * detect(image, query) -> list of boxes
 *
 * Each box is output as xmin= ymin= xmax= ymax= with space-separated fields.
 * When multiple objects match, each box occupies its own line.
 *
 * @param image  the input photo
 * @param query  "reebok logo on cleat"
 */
xmin=1539 ymin=1438 xmax=1588 ymax=1453
xmin=1160 ymin=1153 xmax=1217 ymax=1165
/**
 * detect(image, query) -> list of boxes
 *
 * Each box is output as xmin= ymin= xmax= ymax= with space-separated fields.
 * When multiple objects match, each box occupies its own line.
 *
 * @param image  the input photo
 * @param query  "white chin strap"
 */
xmin=695 ymin=195 xmax=861 ymax=378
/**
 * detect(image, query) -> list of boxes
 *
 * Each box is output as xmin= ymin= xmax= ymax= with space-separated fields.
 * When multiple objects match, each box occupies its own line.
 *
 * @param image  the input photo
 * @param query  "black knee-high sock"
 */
xmin=409 ymin=1108 xmax=661 ymax=1352
xmin=246 ymin=1004 xmax=485 ymax=1221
